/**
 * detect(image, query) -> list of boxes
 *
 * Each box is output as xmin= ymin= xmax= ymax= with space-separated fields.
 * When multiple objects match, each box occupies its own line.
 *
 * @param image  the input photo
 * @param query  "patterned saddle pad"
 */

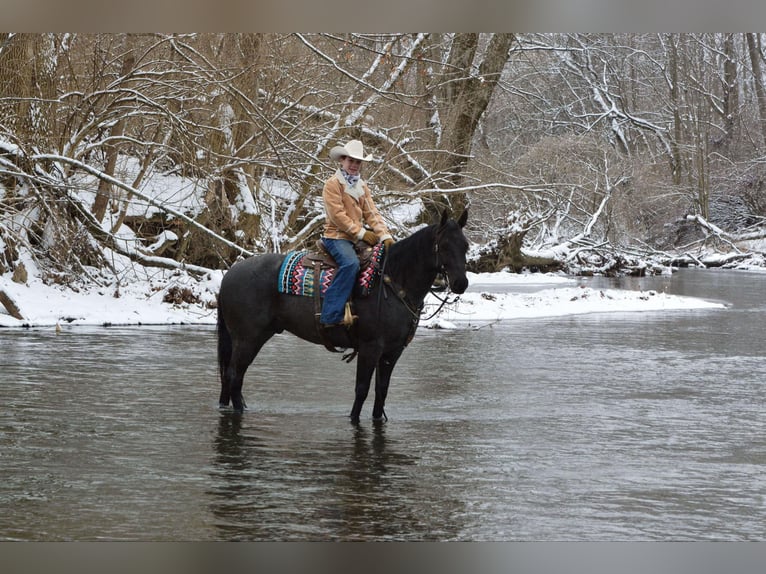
xmin=277 ymin=243 xmax=385 ymax=298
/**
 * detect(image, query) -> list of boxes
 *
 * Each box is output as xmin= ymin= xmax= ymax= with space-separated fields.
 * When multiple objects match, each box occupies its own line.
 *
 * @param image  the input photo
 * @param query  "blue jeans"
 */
xmin=320 ymin=238 xmax=360 ymax=324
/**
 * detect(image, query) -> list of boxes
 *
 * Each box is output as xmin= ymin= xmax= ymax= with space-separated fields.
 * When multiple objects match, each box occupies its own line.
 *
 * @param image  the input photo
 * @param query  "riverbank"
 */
xmin=0 ymin=267 xmax=728 ymax=329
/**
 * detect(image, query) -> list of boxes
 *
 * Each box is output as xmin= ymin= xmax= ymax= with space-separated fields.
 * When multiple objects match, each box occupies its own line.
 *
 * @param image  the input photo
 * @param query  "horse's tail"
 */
xmin=216 ymin=295 xmax=232 ymax=383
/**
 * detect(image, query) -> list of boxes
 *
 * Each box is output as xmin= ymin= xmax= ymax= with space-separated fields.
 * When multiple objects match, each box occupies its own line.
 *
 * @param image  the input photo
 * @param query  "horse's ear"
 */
xmin=439 ymin=208 xmax=450 ymax=228
xmin=457 ymin=209 xmax=468 ymax=228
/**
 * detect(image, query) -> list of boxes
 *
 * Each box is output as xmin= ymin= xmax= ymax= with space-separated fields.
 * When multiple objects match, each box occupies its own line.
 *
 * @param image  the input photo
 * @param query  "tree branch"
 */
xmin=32 ymin=153 xmax=253 ymax=258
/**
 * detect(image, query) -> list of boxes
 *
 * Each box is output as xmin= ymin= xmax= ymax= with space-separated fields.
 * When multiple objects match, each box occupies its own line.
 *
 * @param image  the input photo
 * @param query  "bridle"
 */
xmin=380 ymin=225 xmax=461 ymax=322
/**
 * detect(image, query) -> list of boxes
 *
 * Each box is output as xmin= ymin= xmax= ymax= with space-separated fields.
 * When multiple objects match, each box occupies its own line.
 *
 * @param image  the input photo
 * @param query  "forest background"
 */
xmin=2 ymin=33 xmax=766 ymax=314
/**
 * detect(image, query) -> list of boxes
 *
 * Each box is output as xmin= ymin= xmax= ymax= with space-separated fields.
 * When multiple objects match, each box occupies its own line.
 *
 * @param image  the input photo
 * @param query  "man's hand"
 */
xmin=362 ymin=230 xmax=378 ymax=245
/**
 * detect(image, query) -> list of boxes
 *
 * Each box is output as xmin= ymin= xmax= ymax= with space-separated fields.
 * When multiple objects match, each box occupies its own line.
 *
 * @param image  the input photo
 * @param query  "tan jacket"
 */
xmin=322 ymin=170 xmax=392 ymax=242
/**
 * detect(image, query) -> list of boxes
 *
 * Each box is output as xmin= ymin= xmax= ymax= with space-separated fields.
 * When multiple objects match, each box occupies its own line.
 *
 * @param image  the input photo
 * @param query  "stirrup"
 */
xmin=342 ymin=302 xmax=358 ymax=327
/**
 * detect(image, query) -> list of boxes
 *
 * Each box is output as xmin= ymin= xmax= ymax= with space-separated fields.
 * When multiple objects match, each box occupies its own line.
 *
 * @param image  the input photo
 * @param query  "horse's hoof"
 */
xmin=372 ymin=408 xmax=388 ymax=423
xmin=231 ymin=396 xmax=247 ymax=413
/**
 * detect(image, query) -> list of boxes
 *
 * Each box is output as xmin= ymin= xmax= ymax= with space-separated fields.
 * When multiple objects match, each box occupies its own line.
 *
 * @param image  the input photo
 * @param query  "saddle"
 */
xmin=302 ymin=239 xmax=375 ymax=270
xmin=277 ymin=240 xmax=385 ymax=354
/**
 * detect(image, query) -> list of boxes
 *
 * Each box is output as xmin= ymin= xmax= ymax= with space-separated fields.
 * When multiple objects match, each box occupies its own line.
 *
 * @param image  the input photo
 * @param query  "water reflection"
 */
xmin=207 ymin=412 xmax=449 ymax=540
xmin=212 ymin=413 xmax=250 ymax=470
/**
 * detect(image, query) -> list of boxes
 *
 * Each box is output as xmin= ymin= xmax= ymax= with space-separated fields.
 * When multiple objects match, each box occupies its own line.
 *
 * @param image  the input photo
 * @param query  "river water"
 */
xmin=1 ymin=269 xmax=764 ymax=540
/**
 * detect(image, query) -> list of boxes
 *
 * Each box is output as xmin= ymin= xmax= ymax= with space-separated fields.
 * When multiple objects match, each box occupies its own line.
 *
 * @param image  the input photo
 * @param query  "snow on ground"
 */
xmin=419 ymin=271 xmax=725 ymax=329
xmin=0 ymin=269 xmax=223 ymax=328
xmin=0 ymin=268 xmax=726 ymax=330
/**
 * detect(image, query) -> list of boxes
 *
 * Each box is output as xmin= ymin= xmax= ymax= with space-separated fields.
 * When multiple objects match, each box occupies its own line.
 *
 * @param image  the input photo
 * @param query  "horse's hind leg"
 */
xmin=225 ymin=333 xmax=273 ymax=413
xmin=218 ymin=340 xmax=235 ymax=407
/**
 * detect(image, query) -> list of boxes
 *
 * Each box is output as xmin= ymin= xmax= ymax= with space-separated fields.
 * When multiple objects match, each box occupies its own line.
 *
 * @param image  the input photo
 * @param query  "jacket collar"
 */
xmin=334 ymin=169 xmax=365 ymax=200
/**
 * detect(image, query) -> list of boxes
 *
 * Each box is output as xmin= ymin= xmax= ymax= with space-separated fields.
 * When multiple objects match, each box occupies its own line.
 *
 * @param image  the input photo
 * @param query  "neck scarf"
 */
xmin=340 ymin=168 xmax=360 ymax=188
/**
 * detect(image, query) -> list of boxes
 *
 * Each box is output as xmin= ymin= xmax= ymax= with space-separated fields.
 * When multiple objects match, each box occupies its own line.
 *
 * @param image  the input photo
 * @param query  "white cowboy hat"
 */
xmin=329 ymin=139 xmax=373 ymax=162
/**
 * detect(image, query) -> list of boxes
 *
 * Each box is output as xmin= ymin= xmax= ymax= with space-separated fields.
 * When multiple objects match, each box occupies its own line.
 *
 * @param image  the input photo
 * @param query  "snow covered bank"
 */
xmin=0 ymin=269 xmax=223 ymax=328
xmin=0 ymin=268 xmax=726 ymax=329
xmin=418 ymin=270 xmax=725 ymax=329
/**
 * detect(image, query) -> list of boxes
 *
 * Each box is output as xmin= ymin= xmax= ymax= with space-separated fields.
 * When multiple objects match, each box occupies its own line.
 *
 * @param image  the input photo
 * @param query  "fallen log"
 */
xmin=0 ymin=287 xmax=24 ymax=320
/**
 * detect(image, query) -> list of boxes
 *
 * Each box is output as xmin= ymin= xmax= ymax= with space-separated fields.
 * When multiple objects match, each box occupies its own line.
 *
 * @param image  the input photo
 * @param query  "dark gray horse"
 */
xmin=216 ymin=209 xmax=469 ymax=423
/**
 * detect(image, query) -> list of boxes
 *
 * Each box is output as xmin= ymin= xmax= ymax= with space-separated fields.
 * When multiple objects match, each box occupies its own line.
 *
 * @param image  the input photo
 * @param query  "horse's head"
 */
xmin=435 ymin=209 xmax=470 ymax=294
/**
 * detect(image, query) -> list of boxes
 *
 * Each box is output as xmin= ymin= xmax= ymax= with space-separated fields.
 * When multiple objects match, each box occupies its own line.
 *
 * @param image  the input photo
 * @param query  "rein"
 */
xmin=421 ymin=287 xmax=458 ymax=321
xmin=380 ymin=225 xmax=458 ymax=323
xmin=381 ymin=274 xmax=422 ymax=318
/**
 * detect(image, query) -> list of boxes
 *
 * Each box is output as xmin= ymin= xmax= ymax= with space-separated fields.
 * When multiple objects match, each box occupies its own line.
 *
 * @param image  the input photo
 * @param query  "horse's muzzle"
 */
xmin=450 ymin=275 xmax=469 ymax=294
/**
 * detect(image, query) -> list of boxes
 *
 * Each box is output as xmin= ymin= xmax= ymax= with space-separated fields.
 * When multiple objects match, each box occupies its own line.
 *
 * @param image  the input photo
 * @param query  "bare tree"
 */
xmin=746 ymin=33 xmax=766 ymax=149
xmin=91 ymin=34 xmax=138 ymax=222
xmin=0 ymin=33 xmax=57 ymax=147
xmin=425 ymin=33 xmax=515 ymax=216
xmin=2 ymin=32 xmax=765 ymax=287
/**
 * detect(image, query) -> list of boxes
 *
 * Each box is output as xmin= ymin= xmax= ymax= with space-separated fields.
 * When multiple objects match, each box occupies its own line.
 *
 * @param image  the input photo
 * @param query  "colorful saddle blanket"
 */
xmin=278 ymin=243 xmax=385 ymax=298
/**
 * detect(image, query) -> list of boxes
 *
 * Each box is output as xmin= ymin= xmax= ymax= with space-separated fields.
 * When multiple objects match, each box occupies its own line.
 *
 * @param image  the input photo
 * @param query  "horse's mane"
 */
xmin=383 ymin=223 xmax=437 ymax=280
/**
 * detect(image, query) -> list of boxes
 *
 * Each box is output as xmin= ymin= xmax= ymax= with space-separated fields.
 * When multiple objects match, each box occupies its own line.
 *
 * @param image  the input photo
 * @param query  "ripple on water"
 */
xmin=1 ymin=271 xmax=765 ymax=540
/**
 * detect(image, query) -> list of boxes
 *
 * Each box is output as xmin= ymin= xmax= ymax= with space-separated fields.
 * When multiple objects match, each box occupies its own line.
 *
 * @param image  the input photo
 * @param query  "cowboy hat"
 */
xmin=329 ymin=139 xmax=373 ymax=162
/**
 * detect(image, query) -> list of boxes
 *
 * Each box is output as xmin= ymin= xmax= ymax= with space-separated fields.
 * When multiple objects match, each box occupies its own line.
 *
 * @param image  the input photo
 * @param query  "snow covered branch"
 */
xmin=32 ymin=153 xmax=253 ymax=259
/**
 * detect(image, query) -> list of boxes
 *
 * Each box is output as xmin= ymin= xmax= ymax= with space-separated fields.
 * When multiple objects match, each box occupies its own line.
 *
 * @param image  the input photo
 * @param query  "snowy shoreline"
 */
xmin=0 ymin=269 xmax=727 ymax=330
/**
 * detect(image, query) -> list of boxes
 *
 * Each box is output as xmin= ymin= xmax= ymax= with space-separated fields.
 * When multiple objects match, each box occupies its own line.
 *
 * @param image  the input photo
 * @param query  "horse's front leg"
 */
xmin=372 ymin=347 xmax=404 ymax=421
xmin=350 ymin=352 xmax=378 ymax=424
xmin=219 ymin=383 xmax=231 ymax=408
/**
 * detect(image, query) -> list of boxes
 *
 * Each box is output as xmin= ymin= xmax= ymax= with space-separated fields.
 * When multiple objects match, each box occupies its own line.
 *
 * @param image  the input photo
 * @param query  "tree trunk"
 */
xmin=469 ymin=228 xmax=562 ymax=273
xmin=0 ymin=33 xmax=56 ymax=148
xmin=721 ymin=33 xmax=739 ymax=152
xmin=92 ymin=35 xmax=136 ymax=222
xmin=668 ymin=35 xmax=683 ymax=185
xmin=746 ymin=33 xmax=766 ymax=149
xmin=429 ymin=33 xmax=514 ymax=218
